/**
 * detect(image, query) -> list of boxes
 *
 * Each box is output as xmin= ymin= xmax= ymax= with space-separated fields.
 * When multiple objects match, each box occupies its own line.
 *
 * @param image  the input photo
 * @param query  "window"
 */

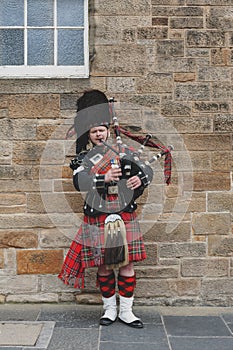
xmin=0 ymin=0 xmax=89 ymax=78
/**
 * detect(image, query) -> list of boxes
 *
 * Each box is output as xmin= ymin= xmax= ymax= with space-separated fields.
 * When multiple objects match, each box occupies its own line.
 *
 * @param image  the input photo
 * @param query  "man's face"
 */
xmin=89 ymin=126 xmax=109 ymax=146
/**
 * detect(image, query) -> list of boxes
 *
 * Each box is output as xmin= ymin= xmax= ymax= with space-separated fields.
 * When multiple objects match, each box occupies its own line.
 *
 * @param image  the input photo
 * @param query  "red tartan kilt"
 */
xmin=58 ymin=211 xmax=146 ymax=289
xmin=75 ymin=211 xmax=146 ymax=264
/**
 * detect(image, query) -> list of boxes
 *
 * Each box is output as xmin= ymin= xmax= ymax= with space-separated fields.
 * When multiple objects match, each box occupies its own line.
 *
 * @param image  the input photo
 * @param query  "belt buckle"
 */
xmin=108 ymin=185 xmax=118 ymax=194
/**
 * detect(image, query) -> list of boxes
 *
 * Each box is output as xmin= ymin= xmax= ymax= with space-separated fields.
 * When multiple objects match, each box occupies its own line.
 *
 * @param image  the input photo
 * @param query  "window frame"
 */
xmin=0 ymin=0 xmax=89 ymax=79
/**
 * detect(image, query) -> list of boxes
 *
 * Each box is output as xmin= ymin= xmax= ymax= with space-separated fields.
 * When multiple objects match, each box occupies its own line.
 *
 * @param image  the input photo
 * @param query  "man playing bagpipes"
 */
xmin=58 ymin=89 xmax=171 ymax=328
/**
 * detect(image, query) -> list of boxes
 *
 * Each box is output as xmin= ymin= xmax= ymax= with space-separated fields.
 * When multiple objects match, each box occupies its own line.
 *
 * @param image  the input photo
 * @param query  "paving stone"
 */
xmin=169 ymin=337 xmax=233 ymax=350
xmin=47 ymin=327 xmax=99 ymax=350
xmin=163 ymin=316 xmax=232 ymax=337
xmin=0 ymin=304 xmax=40 ymax=321
xmin=0 ymin=323 xmax=42 ymax=346
xmin=100 ymin=322 xmax=169 ymax=345
xmin=134 ymin=306 xmax=163 ymax=324
xmin=38 ymin=304 xmax=101 ymax=328
xmin=100 ymin=342 xmax=169 ymax=350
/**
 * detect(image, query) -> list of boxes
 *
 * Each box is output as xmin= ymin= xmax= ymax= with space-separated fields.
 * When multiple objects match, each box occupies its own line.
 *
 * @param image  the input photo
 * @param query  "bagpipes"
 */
xmin=66 ymin=97 xmax=173 ymax=185
xmin=107 ymin=97 xmax=173 ymax=186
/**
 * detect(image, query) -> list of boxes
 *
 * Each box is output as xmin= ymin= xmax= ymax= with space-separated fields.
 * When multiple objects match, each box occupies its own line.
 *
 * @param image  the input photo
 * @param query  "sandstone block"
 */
xmin=135 ymin=266 xmax=179 ymax=279
xmin=136 ymin=244 xmax=158 ymax=265
xmin=143 ymin=222 xmax=191 ymax=242
xmin=181 ymin=258 xmax=229 ymax=277
xmin=96 ymin=0 xmax=151 ymax=15
xmin=183 ymin=134 xmax=231 ymax=151
xmin=40 ymin=228 xmax=73 ymax=248
xmin=8 ymin=94 xmax=60 ymax=119
xmin=172 ymin=117 xmax=213 ymax=133
xmin=17 ymin=249 xmax=63 ymax=274
xmin=75 ymin=293 xmax=102 ymax=304
xmin=36 ymin=125 xmax=57 ymax=141
xmin=192 ymin=212 xmax=231 ymax=235
xmin=163 ymin=190 xmax=207 ymax=213
xmin=170 ymin=17 xmax=203 ymax=29
xmin=187 ymin=30 xmax=225 ymax=47
xmin=184 ymin=171 xmax=231 ymax=191
xmin=211 ymin=151 xmax=231 ymax=171
xmin=12 ymin=119 xmax=37 ymax=140
xmin=155 ymin=57 xmax=196 ymax=73
xmin=27 ymin=192 xmax=83 ymax=213
xmin=152 ymin=17 xmax=168 ymax=26
xmin=92 ymin=46 xmax=146 ymax=76
xmin=0 ymin=275 xmax=38 ymax=293
xmin=137 ymin=27 xmax=168 ymax=40
xmin=0 ymin=165 xmax=33 ymax=180
xmin=171 ymin=279 xmax=201 ymax=296
xmin=41 ymin=274 xmax=76 ymax=292
xmin=174 ymin=73 xmax=196 ymax=82
xmin=212 ymin=83 xmax=233 ymax=99
xmin=39 ymin=165 xmax=68 ymax=180
xmin=0 ymin=180 xmax=51 ymax=193
xmin=193 ymin=102 xmax=229 ymax=113
xmin=125 ymin=94 xmax=160 ymax=108
xmin=0 ymin=231 xmax=38 ymax=248
xmin=201 ymin=278 xmax=233 ymax=297
xmin=0 ymin=214 xmax=55 ymax=229
xmin=175 ymin=83 xmax=210 ymax=100
xmin=208 ymin=192 xmax=232 ymax=212
xmin=156 ymin=40 xmax=184 ymax=56
xmin=0 ymin=193 xmax=26 ymax=206
xmin=208 ymin=235 xmax=233 ymax=257
xmin=198 ymin=67 xmax=231 ymax=81
xmin=152 ymin=6 xmax=203 ymax=17
xmin=214 ymin=114 xmax=233 ymax=132
xmin=206 ymin=9 xmax=233 ymax=30
xmin=211 ymin=48 xmax=231 ymax=66
xmin=107 ymin=77 xmax=136 ymax=93
xmin=13 ymin=141 xmax=46 ymax=165
xmin=95 ymin=16 xmax=151 ymax=45
xmin=136 ymin=278 xmax=172 ymax=297
xmin=186 ymin=48 xmax=210 ymax=57
xmin=161 ymin=101 xmax=192 ymax=116
xmin=6 ymin=293 xmax=59 ymax=303
xmin=137 ymin=73 xmax=173 ymax=93
xmin=159 ymin=242 xmax=206 ymax=258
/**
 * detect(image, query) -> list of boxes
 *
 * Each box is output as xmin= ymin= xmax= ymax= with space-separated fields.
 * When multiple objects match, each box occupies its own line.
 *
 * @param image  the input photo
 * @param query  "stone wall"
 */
xmin=0 ymin=0 xmax=232 ymax=305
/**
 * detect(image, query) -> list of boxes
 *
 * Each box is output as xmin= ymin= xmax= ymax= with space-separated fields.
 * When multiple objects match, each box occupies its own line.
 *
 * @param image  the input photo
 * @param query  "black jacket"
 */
xmin=72 ymin=145 xmax=153 ymax=217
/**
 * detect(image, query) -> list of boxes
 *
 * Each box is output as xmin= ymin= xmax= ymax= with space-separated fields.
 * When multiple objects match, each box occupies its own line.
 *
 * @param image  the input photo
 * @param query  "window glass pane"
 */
xmin=28 ymin=29 xmax=54 ymax=65
xmin=0 ymin=0 xmax=24 ymax=26
xmin=58 ymin=29 xmax=84 ymax=66
xmin=0 ymin=29 xmax=24 ymax=65
xmin=57 ymin=0 xmax=84 ymax=27
xmin=27 ymin=0 xmax=54 ymax=27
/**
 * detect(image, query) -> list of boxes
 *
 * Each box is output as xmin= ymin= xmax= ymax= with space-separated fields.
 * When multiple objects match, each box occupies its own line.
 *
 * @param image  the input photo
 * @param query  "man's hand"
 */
xmin=104 ymin=168 xmax=122 ymax=183
xmin=126 ymin=176 xmax=142 ymax=190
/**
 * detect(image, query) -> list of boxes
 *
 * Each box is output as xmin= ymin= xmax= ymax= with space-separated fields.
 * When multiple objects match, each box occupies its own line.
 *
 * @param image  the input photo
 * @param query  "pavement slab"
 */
xmin=0 ymin=323 xmax=42 ymax=346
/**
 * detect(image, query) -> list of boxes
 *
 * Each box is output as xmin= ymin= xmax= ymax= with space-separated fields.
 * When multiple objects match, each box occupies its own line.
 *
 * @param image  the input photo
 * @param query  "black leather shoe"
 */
xmin=118 ymin=317 xmax=143 ymax=328
xmin=100 ymin=317 xmax=116 ymax=326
